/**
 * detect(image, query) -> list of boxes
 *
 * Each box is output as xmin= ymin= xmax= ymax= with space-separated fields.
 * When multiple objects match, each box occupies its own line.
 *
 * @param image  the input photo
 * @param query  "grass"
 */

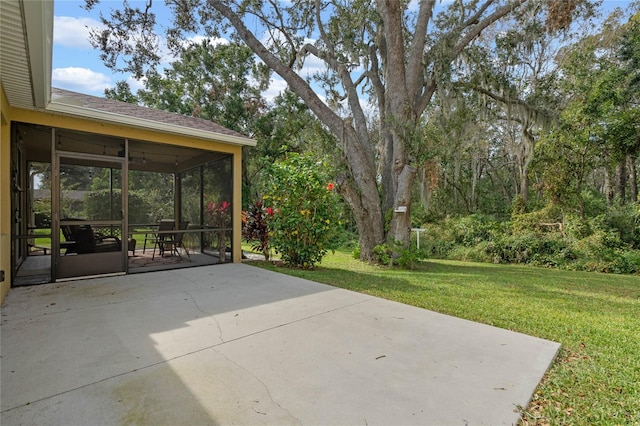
xmin=249 ymin=249 xmax=640 ymax=425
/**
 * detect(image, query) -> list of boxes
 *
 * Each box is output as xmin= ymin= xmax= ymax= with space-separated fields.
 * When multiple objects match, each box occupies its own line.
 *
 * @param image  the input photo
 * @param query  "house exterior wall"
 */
xmin=0 ymin=99 xmax=244 ymax=303
xmin=1 ymin=85 xmax=12 ymax=303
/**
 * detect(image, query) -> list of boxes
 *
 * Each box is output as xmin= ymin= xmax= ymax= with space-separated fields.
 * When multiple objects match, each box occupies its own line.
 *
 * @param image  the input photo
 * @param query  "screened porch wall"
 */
xmin=179 ymin=155 xmax=233 ymax=259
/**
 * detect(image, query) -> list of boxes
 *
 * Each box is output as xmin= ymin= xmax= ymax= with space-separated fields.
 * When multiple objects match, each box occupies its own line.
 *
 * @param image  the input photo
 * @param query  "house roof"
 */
xmin=49 ymin=88 xmax=256 ymax=146
xmin=0 ymin=0 xmax=256 ymax=147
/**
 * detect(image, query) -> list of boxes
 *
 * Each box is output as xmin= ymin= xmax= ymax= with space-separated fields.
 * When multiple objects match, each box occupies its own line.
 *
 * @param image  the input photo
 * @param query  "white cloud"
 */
xmin=262 ymin=77 xmax=288 ymax=102
xmin=52 ymin=67 xmax=112 ymax=94
xmin=126 ymin=75 xmax=147 ymax=92
xmin=183 ymin=35 xmax=229 ymax=47
xmin=54 ymin=16 xmax=103 ymax=49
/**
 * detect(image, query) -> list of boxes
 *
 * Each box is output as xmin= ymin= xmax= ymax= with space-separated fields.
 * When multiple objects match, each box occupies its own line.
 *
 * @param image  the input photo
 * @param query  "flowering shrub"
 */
xmin=242 ymin=200 xmax=272 ymax=261
xmin=206 ymin=200 xmax=231 ymax=261
xmin=264 ymin=153 xmax=340 ymax=268
xmin=206 ymin=200 xmax=231 ymax=228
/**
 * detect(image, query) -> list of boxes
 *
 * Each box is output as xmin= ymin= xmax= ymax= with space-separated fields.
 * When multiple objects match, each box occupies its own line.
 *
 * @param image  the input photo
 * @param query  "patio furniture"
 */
xmin=151 ymin=219 xmax=176 ymax=259
xmin=128 ymin=238 xmax=137 ymax=256
xmin=162 ymin=221 xmax=190 ymax=260
xmin=61 ymin=219 xmax=121 ymax=254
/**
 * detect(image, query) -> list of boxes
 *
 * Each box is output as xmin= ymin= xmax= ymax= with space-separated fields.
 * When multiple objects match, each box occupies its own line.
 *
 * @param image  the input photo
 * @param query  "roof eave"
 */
xmin=46 ymin=100 xmax=257 ymax=147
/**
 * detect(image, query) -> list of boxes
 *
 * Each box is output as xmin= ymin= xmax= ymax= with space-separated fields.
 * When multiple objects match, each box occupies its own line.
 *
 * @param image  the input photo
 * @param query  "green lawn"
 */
xmin=249 ymin=249 xmax=640 ymax=425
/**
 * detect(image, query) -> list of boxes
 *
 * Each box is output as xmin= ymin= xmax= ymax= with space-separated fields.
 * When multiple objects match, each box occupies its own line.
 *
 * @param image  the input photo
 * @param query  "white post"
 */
xmin=411 ymin=228 xmax=426 ymax=250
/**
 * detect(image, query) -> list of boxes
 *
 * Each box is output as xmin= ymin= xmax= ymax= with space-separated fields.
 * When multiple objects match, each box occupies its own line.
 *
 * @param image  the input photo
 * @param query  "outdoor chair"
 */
xmin=162 ymin=221 xmax=190 ymax=260
xmin=61 ymin=219 xmax=121 ymax=254
xmin=151 ymin=219 xmax=176 ymax=259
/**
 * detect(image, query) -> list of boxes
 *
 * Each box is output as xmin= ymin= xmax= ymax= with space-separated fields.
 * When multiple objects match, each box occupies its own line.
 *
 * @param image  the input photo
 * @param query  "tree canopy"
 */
xmin=86 ymin=0 xmax=634 ymax=260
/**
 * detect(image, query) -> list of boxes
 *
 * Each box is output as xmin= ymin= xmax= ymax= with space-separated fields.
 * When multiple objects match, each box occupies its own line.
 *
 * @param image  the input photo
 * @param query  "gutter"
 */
xmin=23 ymin=0 xmax=53 ymax=109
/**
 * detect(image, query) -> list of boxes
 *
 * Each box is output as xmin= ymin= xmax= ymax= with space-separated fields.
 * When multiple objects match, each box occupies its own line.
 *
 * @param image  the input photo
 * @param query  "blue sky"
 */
xmin=52 ymin=0 xmax=636 ymax=99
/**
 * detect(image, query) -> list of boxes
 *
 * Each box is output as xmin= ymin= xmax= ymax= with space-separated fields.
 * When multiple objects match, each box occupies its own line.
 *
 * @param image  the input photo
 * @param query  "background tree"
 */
xmin=539 ymin=9 xmax=640 ymax=211
xmin=104 ymin=80 xmax=139 ymax=103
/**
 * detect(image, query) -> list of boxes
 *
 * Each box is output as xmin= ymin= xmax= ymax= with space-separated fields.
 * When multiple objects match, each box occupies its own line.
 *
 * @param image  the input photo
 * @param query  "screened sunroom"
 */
xmin=8 ymin=89 xmax=251 ymax=287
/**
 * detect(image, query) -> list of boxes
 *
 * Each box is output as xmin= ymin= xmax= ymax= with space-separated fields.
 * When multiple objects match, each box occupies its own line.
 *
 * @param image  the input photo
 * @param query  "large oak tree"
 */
xmin=87 ymin=0 xmax=586 ymax=260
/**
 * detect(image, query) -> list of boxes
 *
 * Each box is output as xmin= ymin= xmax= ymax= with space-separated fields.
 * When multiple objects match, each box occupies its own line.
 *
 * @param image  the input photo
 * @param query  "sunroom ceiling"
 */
xmin=16 ymin=122 xmax=229 ymax=174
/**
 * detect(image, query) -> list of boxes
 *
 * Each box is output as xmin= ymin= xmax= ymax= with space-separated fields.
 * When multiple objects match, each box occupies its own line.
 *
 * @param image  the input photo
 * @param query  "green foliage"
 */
xmin=263 ymin=153 xmax=340 ymax=268
xmin=352 ymin=246 xmax=361 ymax=260
xmin=83 ymin=189 xmax=155 ymax=224
xmin=104 ymin=80 xmax=139 ymax=103
xmin=511 ymin=203 xmax=563 ymax=234
xmin=450 ymin=214 xmax=501 ymax=246
xmin=394 ymin=246 xmax=427 ymax=269
xmin=511 ymin=195 xmax=527 ymax=215
xmin=487 ymin=232 xmax=576 ymax=267
xmin=33 ymin=198 xmax=51 ymax=228
xmin=372 ymin=244 xmax=393 ymax=266
xmin=242 ymin=200 xmax=272 ymax=261
xmin=414 ymin=208 xmax=640 ymax=275
xmin=563 ymin=213 xmax=593 ymax=240
xmin=533 ymin=10 xmax=640 ymax=213
xmin=84 ymin=190 xmax=140 ymax=223
xmin=373 ymin=241 xmax=427 ymax=269
xmin=137 ymin=41 xmax=266 ymax=134
xmin=605 ymin=202 xmax=640 ymax=248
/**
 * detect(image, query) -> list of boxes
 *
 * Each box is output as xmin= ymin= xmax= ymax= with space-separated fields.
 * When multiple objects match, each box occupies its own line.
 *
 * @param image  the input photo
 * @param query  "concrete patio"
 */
xmin=1 ymin=263 xmax=560 ymax=425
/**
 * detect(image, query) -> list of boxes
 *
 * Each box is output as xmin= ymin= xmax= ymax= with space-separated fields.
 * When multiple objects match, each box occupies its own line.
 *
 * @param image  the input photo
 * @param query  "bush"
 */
xmin=373 ymin=242 xmax=427 ymax=269
xmin=372 ymin=244 xmax=393 ymax=266
xmin=414 ymin=210 xmax=640 ymax=275
xmin=242 ymin=200 xmax=272 ymax=261
xmin=563 ymin=213 xmax=593 ymax=240
xmin=263 ymin=153 xmax=340 ymax=268
xmin=448 ymin=242 xmax=493 ymax=263
xmin=511 ymin=203 xmax=563 ymax=234
xmin=605 ymin=203 xmax=640 ymax=249
xmin=33 ymin=198 xmax=51 ymax=228
xmin=450 ymin=214 xmax=500 ymax=247
xmin=485 ymin=232 xmax=574 ymax=267
xmin=352 ymin=246 xmax=361 ymax=260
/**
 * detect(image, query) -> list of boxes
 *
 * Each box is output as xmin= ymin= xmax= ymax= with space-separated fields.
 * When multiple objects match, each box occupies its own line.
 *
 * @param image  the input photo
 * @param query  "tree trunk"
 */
xmin=628 ymin=154 xmax=637 ymax=203
xmin=337 ymin=175 xmax=385 ymax=260
xmin=387 ymin=164 xmax=417 ymax=248
xmin=616 ymin=159 xmax=627 ymax=204
xmin=376 ymin=0 xmax=416 ymax=250
xmin=517 ymin=129 xmax=535 ymax=205
xmin=604 ymin=167 xmax=614 ymax=204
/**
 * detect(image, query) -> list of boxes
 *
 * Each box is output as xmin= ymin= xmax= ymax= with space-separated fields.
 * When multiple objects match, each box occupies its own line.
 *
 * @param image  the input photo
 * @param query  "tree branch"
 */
xmin=406 ymin=0 xmax=437 ymax=98
xmin=210 ymin=0 xmax=377 ymax=185
xmin=451 ymin=0 xmax=528 ymax=60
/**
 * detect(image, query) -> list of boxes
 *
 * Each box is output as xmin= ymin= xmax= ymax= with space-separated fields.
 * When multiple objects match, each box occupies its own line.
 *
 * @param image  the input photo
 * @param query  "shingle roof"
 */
xmin=50 ymin=88 xmax=255 ymax=146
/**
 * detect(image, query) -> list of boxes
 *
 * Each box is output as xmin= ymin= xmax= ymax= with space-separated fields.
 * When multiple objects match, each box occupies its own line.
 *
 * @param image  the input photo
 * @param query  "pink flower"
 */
xmin=327 ymin=182 xmax=335 ymax=191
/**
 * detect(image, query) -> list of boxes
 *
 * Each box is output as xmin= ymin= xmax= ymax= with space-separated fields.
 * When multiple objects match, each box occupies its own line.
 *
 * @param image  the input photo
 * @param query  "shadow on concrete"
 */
xmin=0 ymin=264 xmax=340 ymax=424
